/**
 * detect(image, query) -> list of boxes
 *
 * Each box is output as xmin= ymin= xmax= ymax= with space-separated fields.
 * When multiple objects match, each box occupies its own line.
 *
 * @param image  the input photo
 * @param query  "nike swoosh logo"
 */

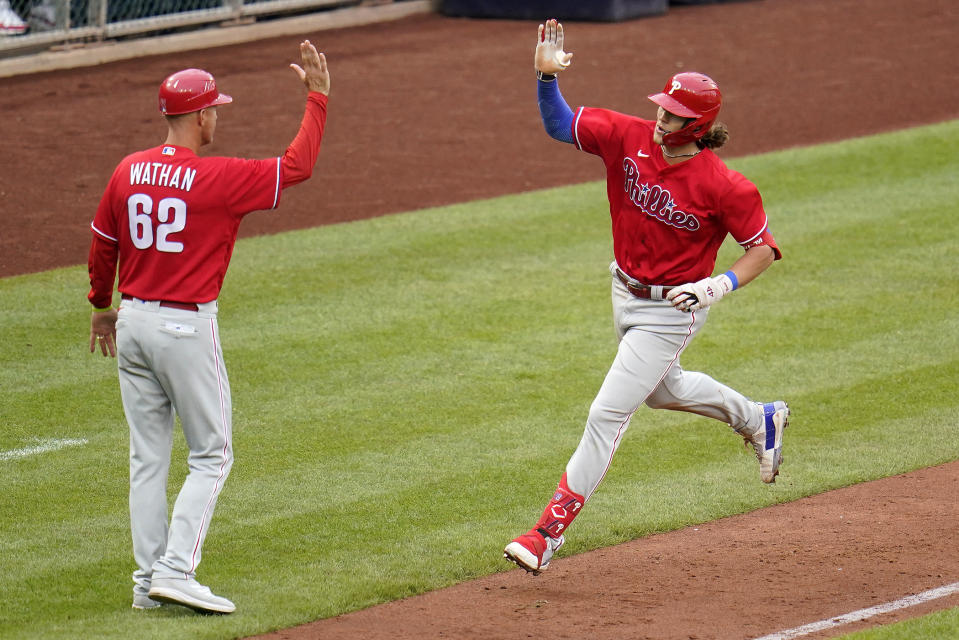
xmin=637 ymin=150 xmax=649 ymax=158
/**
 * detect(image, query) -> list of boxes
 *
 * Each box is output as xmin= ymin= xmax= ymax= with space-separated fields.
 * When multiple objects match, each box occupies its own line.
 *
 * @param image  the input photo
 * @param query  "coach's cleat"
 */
xmin=743 ymin=401 xmax=789 ymax=483
xmin=148 ymin=577 xmax=235 ymax=614
xmin=504 ymin=528 xmax=565 ymax=575
xmin=132 ymin=593 xmax=162 ymax=610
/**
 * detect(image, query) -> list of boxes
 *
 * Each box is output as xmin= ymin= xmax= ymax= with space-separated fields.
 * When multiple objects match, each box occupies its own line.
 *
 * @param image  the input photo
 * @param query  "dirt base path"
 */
xmin=255 ymin=462 xmax=959 ymax=640
xmin=2 ymin=0 xmax=957 ymax=637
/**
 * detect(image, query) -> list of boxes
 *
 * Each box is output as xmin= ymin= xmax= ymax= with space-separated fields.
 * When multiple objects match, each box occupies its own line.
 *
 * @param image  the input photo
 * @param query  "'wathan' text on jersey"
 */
xmin=622 ymin=157 xmax=700 ymax=231
xmin=129 ymin=162 xmax=197 ymax=192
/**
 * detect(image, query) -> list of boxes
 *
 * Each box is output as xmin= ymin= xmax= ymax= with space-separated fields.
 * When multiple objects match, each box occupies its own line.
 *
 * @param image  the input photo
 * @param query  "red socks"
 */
xmin=534 ymin=472 xmax=585 ymax=538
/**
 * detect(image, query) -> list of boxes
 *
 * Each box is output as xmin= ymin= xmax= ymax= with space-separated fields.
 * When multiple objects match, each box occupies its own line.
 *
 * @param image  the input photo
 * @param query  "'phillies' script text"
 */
xmin=622 ymin=157 xmax=700 ymax=231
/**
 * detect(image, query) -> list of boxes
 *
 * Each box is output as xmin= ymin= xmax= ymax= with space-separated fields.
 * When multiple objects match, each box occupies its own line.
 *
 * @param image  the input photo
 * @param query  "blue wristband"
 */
xmin=723 ymin=270 xmax=739 ymax=290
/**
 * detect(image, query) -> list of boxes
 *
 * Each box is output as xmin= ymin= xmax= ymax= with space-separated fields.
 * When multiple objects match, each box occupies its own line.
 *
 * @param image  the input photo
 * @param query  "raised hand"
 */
xmin=535 ymin=19 xmax=573 ymax=74
xmin=290 ymin=40 xmax=330 ymax=96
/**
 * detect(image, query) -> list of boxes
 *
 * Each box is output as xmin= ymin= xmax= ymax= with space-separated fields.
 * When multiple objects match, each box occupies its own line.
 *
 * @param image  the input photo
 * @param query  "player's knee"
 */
xmin=644 ymin=392 xmax=672 ymax=410
xmin=586 ymin=399 xmax=632 ymax=431
xmin=189 ymin=442 xmax=234 ymax=473
xmin=644 ymin=384 xmax=683 ymax=411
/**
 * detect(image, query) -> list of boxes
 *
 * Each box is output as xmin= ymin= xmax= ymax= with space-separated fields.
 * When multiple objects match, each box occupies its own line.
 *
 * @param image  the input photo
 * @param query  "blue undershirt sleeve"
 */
xmin=538 ymin=78 xmax=575 ymax=144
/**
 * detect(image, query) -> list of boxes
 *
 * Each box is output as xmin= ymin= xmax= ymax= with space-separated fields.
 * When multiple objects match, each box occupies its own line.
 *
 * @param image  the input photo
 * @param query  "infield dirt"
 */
xmin=2 ymin=1 xmax=957 ymax=638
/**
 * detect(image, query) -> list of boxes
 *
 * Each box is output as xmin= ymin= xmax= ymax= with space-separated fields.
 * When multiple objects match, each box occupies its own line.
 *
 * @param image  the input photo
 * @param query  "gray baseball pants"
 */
xmin=565 ymin=263 xmax=765 ymax=499
xmin=115 ymin=297 xmax=233 ymax=599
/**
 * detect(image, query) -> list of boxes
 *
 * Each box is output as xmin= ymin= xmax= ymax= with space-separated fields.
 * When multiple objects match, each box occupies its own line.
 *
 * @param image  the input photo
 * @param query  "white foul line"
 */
xmin=752 ymin=582 xmax=959 ymax=640
xmin=0 ymin=438 xmax=88 ymax=461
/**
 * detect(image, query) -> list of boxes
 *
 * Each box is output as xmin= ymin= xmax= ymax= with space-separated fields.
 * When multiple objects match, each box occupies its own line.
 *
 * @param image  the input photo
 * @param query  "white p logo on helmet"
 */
xmin=669 ymin=79 xmax=682 ymax=94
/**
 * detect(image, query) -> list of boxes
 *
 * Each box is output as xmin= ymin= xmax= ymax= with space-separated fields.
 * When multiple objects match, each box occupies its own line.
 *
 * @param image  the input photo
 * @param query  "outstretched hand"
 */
xmin=290 ymin=40 xmax=330 ymax=95
xmin=535 ymin=19 xmax=573 ymax=74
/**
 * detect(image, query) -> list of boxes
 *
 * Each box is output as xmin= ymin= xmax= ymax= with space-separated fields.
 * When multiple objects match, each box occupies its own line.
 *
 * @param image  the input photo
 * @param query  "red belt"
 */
xmin=121 ymin=295 xmax=199 ymax=311
xmin=614 ymin=269 xmax=675 ymax=300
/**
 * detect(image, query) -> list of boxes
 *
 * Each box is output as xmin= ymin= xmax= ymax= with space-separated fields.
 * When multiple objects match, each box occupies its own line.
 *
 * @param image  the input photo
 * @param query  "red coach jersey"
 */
xmin=91 ymin=147 xmax=281 ymax=304
xmin=88 ymin=92 xmax=326 ymax=309
xmin=572 ymin=107 xmax=780 ymax=285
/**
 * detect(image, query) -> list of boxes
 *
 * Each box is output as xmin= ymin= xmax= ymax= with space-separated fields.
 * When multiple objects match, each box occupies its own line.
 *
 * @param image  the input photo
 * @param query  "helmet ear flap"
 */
xmin=662 ymin=115 xmax=716 ymax=146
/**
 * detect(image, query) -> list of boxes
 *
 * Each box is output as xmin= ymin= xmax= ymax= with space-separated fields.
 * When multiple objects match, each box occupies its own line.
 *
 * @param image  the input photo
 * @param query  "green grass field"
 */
xmin=1 ymin=119 xmax=957 ymax=639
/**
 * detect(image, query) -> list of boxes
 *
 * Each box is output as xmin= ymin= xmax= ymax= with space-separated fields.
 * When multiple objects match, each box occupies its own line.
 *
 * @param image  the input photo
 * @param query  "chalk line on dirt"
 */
xmin=752 ymin=582 xmax=959 ymax=640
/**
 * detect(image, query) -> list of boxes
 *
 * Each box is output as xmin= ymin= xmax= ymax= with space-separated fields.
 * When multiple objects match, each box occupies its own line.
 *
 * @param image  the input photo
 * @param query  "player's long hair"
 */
xmin=697 ymin=122 xmax=729 ymax=150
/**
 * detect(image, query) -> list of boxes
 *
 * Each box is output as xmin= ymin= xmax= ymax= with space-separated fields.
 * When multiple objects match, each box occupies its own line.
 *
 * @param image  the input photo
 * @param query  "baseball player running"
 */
xmin=504 ymin=20 xmax=790 ymax=575
xmin=88 ymin=41 xmax=331 ymax=613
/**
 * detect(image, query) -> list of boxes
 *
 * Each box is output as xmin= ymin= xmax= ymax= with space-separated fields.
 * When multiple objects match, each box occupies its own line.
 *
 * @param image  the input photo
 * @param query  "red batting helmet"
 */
xmin=647 ymin=72 xmax=721 ymax=146
xmin=158 ymin=68 xmax=232 ymax=116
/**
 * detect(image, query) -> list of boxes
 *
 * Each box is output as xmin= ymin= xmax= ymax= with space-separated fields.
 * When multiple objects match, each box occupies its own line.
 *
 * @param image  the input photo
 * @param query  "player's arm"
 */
xmin=538 ymin=74 xmax=575 ymax=143
xmin=87 ymin=229 xmax=119 ymax=357
xmin=666 ymin=245 xmax=775 ymax=313
xmin=281 ymin=40 xmax=331 ymax=188
xmin=535 ymin=19 xmax=576 ymax=143
xmin=725 ymin=244 xmax=776 ymax=288
xmin=668 ymin=221 xmax=782 ymax=313
xmin=668 ymin=177 xmax=782 ymax=312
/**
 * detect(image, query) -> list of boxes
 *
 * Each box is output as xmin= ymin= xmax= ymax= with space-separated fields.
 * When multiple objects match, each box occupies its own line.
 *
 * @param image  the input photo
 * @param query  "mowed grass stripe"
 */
xmin=0 ymin=120 xmax=956 ymax=639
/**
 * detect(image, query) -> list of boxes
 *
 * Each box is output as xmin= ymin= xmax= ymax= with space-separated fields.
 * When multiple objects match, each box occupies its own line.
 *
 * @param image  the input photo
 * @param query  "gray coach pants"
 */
xmin=116 ymin=297 xmax=232 ymax=598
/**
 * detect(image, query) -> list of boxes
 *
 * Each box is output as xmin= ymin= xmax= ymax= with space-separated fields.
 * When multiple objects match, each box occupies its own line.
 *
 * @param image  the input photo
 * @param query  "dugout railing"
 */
xmin=0 ymin=0 xmax=417 ymax=57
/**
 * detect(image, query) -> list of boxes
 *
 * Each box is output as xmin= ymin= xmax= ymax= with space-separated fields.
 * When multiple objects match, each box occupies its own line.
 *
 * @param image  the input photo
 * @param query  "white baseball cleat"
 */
xmin=504 ymin=528 xmax=565 ymax=575
xmin=148 ymin=577 xmax=235 ymax=614
xmin=132 ymin=593 xmax=162 ymax=610
xmin=744 ymin=401 xmax=789 ymax=483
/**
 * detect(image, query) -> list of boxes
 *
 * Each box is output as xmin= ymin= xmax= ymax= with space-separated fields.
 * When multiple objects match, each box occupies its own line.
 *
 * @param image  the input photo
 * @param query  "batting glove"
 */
xmin=535 ymin=19 xmax=573 ymax=74
xmin=666 ymin=273 xmax=737 ymax=312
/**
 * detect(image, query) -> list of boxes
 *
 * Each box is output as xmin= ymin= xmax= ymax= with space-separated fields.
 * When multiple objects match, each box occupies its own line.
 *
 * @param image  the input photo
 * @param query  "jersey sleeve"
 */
xmin=281 ymin=92 xmax=328 ymax=188
xmin=720 ymin=174 xmax=782 ymax=260
xmin=217 ymin=93 xmax=329 ymax=216
xmin=572 ymin=107 xmax=622 ymax=156
xmin=87 ymin=167 xmax=124 ymax=308
xmin=87 ymin=234 xmax=118 ymax=308
xmin=220 ymin=156 xmax=283 ymax=215
xmin=90 ymin=164 xmax=125 ymax=243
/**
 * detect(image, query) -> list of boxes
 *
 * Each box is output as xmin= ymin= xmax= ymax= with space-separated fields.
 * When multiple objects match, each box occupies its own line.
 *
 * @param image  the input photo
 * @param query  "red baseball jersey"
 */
xmin=88 ymin=93 xmax=327 ymax=307
xmin=572 ymin=107 xmax=780 ymax=285
xmin=91 ymin=148 xmax=279 ymax=303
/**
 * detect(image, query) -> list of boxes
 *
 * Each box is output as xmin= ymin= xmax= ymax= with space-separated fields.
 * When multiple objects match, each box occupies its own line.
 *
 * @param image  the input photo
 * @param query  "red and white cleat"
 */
xmin=504 ymin=528 xmax=565 ymax=575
